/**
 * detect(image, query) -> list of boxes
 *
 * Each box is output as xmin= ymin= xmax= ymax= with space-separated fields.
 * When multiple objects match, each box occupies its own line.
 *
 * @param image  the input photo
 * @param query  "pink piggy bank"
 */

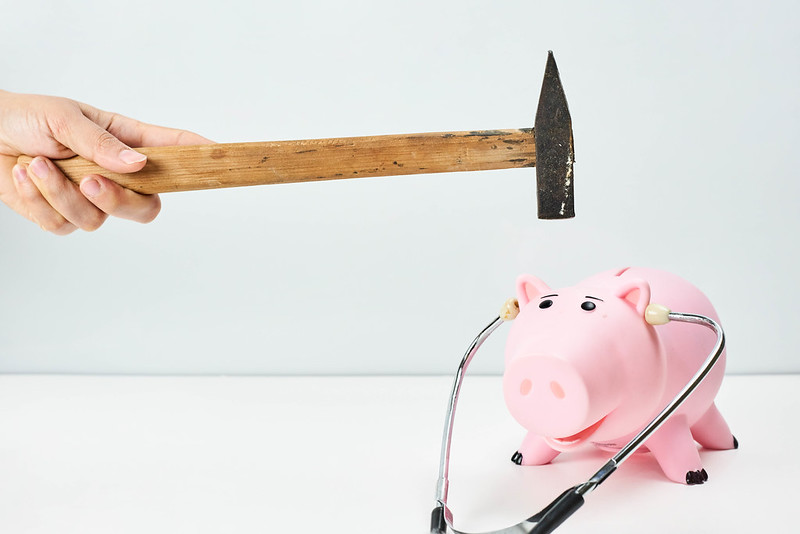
xmin=503 ymin=267 xmax=737 ymax=485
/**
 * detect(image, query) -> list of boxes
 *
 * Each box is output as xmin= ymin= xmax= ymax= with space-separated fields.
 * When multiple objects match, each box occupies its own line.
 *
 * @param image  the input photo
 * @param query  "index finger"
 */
xmin=78 ymin=104 xmax=213 ymax=148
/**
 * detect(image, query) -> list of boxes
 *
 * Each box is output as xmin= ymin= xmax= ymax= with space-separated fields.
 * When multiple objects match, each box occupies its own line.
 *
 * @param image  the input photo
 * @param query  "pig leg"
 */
xmin=645 ymin=415 xmax=707 ymax=485
xmin=691 ymin=402 xmax=738 ymax=450
xmin=511 ymin=432 xmax=560 ymax=466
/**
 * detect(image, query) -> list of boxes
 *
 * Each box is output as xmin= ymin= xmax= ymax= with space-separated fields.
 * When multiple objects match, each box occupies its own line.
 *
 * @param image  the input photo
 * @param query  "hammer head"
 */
xmin=535 ymin=51 xmax=575 ymax=219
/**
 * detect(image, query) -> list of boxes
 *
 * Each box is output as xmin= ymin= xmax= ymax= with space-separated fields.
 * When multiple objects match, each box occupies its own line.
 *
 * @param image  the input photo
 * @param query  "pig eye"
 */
xmin=539 ymin=299 xmax=554 ymax=309
xmin=581 ymin=301 xmax=597 ymax=311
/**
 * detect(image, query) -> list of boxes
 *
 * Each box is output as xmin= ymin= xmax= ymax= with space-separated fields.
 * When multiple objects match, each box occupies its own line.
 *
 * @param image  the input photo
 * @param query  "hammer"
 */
xmin=17 ymin=52 xmax=574 ymax=219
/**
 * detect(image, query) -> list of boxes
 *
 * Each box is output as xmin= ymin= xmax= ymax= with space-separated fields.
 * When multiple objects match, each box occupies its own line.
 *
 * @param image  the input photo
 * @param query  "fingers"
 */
xmin=1 ymin=93 xmax=208 ymax=233
xmin=79 ymin=103 xmax=213 ymax=148
xmin=6 ymin=156 xmax=162 ymax=234
xmin=51 ymin=103 xmax=212 ymax=177
xmin=11 ymin=163 xmax=77 ymax=235
xmin=22 ymin=157 xmax=106 ymax=233
xmin=48 ymin=107 xmax=149 ymax=175
xmin=109 ymin=114 xmax=214 ymax=148
xmin=79 ymin=174 xmax=161 ymax=223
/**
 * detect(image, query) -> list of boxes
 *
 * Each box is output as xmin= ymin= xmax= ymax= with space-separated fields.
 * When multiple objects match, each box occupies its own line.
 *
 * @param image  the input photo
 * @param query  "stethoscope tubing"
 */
xmin=432 ymin=307 xmax=725 ymax=534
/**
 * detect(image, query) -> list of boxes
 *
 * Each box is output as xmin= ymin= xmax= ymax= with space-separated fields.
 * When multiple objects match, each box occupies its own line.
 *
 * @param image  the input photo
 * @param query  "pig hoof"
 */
xmin=733 ymin=436 xmax=739 ymax=449
xmin=686 ymin=469 xmax=708 ymax=485
xmin=511 ymin=451 xmax=524 ymax=465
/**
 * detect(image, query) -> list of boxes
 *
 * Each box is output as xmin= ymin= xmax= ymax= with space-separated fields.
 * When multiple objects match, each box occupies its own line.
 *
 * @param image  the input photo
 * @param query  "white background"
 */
xmin=1 ymin=375 xmax=796 ymax=533
xmin=1 ymin=0 xmax=798 ymax=375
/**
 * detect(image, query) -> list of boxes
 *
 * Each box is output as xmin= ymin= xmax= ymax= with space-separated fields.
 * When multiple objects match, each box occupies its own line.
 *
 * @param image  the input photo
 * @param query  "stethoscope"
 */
xmin=430 ymin=299 xmax=725 ymax=534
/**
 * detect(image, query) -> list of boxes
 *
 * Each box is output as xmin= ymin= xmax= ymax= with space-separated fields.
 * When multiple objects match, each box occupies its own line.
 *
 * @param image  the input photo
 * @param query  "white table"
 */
xmin=0 ymin=375 xmax=795 ymax=533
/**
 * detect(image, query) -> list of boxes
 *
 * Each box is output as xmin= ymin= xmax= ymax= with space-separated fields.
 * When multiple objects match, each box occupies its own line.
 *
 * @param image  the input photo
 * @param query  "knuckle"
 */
xmin=94 ymin=130 xmax=122 ymax=155
xmin=95 ymin=109 xmax=118 ymax=131
xmin=96 ymin=188 xmax=123 ymax=213
xmin=39 ymin=215 xmax=75 ymax=235
xmin=173 ymin=130 xmax=191 ymax=145
xmin=15 ymin=176 xmax=39 ymax=198
xmin=46 ymin=113 xmax=72 ymax=140
xmin=44 ymin=100 xmax=81 ymax=139
xmin=77 ymin=210 xmax=108 ymax=232
xmin=53 ymin=226 xmax=76 ymax=236
xmin=139 ymin=195 xmax=161 ymax=223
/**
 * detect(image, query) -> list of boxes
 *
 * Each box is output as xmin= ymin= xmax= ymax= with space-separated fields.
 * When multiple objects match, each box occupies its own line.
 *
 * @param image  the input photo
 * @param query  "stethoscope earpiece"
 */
xmin=645 ymin=303 xmax=671 ymax=325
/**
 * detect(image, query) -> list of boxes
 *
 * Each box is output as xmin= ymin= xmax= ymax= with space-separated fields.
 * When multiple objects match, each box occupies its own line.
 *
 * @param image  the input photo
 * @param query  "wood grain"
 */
xmin=16 ymin=129 xmax=535 ymax=194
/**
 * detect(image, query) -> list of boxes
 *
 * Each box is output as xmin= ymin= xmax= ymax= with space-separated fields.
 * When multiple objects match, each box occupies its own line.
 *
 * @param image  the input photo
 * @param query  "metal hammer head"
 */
xmin=535 ymin=51 xmax=575 ymax=219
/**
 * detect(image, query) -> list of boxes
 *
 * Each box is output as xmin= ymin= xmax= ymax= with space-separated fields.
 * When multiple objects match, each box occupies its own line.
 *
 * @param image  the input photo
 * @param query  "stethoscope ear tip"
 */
xmin=645 ymin=303 xmax=671 ymax=325
xmin=500 ymin=298 xmax=520 ymax=321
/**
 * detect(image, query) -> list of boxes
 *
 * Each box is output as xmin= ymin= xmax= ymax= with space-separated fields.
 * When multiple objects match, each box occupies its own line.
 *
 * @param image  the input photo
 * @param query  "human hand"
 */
xmin=0 ymin=90 xmax=212 ymax=235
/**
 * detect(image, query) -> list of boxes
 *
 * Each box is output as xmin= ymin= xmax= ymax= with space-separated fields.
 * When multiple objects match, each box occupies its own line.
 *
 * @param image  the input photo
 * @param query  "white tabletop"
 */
xmin=0 ymin=374 xmax=795 ymax=533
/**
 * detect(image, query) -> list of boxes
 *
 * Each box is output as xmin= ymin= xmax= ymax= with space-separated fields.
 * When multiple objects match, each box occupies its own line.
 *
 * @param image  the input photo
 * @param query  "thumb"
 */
xmin=52 ymin=112 xmax=148 ymax=174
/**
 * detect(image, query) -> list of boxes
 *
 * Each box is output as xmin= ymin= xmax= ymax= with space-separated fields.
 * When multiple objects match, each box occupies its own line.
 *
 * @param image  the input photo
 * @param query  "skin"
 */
xmin=0 ymin=90 xmax=212 ymax=235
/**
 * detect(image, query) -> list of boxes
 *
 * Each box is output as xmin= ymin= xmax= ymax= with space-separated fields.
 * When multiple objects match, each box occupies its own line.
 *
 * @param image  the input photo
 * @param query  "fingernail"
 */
xmin=119 ymin=149 xmax=147 ymax=165
xmin=29 ymin=157 xmax=49 ymax=178
xmin=12 ymin=164 xmax=29 ymax=184
xmin=81 ymin=177 xmax=102 ymax=198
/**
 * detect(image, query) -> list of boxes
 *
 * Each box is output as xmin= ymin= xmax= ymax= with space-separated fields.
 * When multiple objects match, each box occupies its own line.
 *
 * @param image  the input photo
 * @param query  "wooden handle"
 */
xmin=16 ymin=129 xmax=535 ymax=195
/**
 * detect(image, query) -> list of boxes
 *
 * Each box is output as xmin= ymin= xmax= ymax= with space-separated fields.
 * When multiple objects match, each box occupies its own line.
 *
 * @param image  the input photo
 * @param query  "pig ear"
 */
xmin=615 ymin=278 xmax=651 ymax=316
xmin=516 ymin=274 xmax=551 ymax=308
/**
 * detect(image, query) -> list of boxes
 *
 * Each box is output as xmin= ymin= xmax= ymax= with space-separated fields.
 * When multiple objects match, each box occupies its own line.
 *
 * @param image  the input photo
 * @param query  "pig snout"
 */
xmin=502 ymin=354 xmax=620 ymax=444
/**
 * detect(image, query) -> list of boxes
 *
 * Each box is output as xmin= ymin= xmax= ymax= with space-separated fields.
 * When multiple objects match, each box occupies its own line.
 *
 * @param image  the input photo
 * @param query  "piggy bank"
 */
xmin=503 ymin=267 xmax=737 ymax=485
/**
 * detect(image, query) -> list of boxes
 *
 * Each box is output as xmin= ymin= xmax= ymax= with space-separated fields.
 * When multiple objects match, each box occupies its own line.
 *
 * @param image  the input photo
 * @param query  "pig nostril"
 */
xmin=550 ymin=381 xmax=566 ymax=399
xmin=520 ymin=379 xmax=532 ymax=396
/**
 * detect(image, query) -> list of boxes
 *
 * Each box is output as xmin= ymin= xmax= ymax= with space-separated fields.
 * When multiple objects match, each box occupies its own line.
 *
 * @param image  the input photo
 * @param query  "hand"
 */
xmin=0 ymin=90 xmax=212 ymax=235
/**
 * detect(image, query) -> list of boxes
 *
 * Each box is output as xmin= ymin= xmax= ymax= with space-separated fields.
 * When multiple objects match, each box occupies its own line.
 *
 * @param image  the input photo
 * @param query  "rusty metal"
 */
xmin=534 ymin=51 xmax=575 ymax=219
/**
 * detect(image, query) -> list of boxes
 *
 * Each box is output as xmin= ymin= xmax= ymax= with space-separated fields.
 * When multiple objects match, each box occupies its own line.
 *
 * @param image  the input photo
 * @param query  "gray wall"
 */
xmin=1 ymin=0 xmax=798 ymax=374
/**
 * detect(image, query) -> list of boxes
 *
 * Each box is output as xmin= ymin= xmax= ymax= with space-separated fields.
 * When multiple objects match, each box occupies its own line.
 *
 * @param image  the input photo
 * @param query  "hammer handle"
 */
xmin=16 ymin=129 xmax=535 ymax=195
